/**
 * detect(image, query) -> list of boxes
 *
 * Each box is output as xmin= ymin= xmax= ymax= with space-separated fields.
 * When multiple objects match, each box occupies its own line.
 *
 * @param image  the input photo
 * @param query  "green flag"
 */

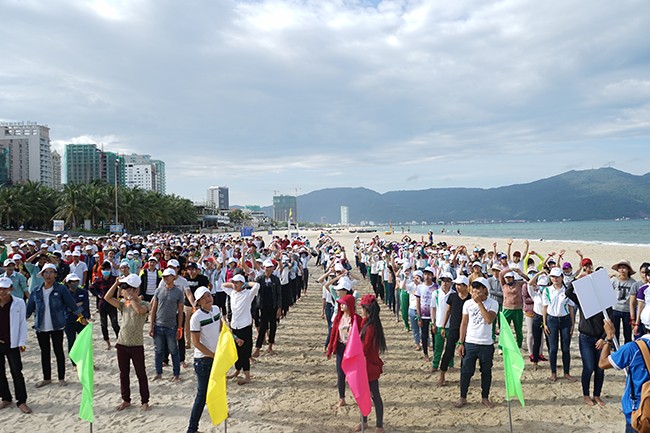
xmin=499 ymin=312 xmax=525 ymax=407
xmin=69 ymin=322 xmax=94 ymax=423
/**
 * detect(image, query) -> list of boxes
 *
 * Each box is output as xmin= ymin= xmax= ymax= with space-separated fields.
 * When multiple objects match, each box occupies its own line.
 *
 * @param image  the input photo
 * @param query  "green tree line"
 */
xmin=0 ymin=180 xmax=196 ymax=232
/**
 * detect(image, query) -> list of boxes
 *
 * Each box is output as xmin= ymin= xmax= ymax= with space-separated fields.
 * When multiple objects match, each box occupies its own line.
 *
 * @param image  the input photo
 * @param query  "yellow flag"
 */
xmin=289 ymin=207 xmax=293 ymax=218
xmin=207 ymin=321 xmax=239 ymax=426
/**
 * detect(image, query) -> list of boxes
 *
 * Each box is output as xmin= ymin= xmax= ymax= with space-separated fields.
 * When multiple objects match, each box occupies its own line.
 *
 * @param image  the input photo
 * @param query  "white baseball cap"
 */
xmin=453 ymin=275 xmax=469 ymax=286
xmin=194 ymin=286 xmax=211 ymax=302
xmin=122 ymin=273 xmax=141 ymax=288
xmin=231 ymin=274 xmax=246 ymax=283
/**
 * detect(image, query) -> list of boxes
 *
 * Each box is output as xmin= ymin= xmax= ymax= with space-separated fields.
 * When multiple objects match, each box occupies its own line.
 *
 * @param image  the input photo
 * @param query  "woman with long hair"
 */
xmin=326 ymin=294 xmax=362 ymax=408
xmin=355 ymin=294 xmax=386 ymax=433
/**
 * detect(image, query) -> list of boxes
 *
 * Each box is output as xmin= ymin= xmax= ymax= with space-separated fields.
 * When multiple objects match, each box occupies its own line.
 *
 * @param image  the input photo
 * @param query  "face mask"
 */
xmin=69 ymin=282 xmax=79 ymax=290
xmin=102 ymin=270 xmax=111 ymax=278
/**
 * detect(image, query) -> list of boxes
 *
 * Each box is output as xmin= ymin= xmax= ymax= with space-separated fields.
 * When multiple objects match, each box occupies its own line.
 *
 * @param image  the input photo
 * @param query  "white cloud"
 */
xmin=1 ymin=0 xmax=649 ymax=204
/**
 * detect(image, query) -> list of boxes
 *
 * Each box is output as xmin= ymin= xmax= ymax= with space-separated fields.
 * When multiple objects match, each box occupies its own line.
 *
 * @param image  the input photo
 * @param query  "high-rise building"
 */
xmin=65 ymin=144 xmax=125 ymax=186
xmin=340 ymin=206 xmax=349 ymax=225
xmin=151 ymin=159 xmax=166 ymax=194
xmin=207 ymin=186 xmax=229 ymax=210
xmin=273 ymin=195 xmax=297 ymax=222
xmin=123 ymin=154 xmax=166 ymax=194
xmin=51 ymin=150 xmax=62 ymax=190
xmin=0 ymin=122 xmax=53 ymax=186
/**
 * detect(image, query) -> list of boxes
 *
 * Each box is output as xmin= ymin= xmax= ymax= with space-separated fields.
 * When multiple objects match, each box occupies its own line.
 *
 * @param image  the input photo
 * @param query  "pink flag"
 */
xmin=341 ymin=316 xmax=372 ymax=416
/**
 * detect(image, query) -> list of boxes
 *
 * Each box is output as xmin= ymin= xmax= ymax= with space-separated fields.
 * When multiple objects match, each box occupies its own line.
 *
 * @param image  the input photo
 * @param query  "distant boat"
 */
xmin=349 ymin=227 xmax=377 ymax=233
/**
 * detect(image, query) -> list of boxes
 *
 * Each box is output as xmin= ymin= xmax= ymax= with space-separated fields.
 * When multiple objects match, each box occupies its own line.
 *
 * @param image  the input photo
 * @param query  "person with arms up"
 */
xmin=454 ymin=277 xmax=498 ymax=408
xmin=221 ymin=274 xmax=259 ymax=385
xmin=543 ymin=267 xmax=576 ymax=382
xmin=105 ymin=273 xmax=151 ymax=411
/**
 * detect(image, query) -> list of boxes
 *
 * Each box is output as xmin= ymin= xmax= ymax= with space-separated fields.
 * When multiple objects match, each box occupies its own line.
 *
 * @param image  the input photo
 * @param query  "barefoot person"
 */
xmin=455 ymin=277 xmax=498 ymax=408
xmin=0 ymin=276 xmax=31 ymax=413
xmin=26 ymin=263 xmax=85 ymax=388
xmin=326 ymin=293 xmax=362 ymax=408
xmin=187 ymin=286 xmax=221 ymax=433
xmin=104 ymin=273 xmax=151 ymax=412
xmin=437 ymin=275 xmax=470 ymax=387
xmin=566 ymin=275 xmax=611 ymax=406
xmin=354 ymin=294 xmax=386 ymax=433
xmin=221 ymin=274 xmax=259 ymax=385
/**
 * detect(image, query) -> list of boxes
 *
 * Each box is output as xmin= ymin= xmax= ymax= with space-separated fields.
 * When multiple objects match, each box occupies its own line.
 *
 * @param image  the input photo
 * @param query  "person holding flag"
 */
xmin=327 ymin=293 xmax=362 ymax=409
xmin=354 ymin=294 xmax=386 ymax=433
xmin=187 ymin=286 xmax=221 ymax=433
xmin=455 ymin=277 xmax=499 ymax=408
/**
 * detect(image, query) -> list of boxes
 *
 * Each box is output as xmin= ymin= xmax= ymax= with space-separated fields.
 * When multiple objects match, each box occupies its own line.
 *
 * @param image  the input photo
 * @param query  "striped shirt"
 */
xmin=542 ymin=285 xmax=574 ymax=317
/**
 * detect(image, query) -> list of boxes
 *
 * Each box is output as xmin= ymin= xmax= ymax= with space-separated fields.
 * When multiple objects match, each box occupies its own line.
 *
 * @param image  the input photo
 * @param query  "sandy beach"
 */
xmin=2 ymin=229 xmax=647 ymax=432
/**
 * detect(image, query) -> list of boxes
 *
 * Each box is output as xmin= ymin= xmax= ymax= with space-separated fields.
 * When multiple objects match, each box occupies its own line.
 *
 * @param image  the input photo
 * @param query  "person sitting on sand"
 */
xmin=455 ymin=277 xmax=498 ymax=408
xmin=104 ymin=273 xmax=151 ymax=412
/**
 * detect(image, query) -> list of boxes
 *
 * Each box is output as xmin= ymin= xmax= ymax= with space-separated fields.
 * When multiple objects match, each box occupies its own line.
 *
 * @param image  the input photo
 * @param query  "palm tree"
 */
xmin=54 ymin=183 xmax=85 ymax=229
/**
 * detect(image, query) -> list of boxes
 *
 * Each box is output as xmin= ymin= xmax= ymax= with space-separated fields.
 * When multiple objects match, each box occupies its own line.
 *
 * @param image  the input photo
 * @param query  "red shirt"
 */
xmin=360 ymin=318 xmax=384 ymax=382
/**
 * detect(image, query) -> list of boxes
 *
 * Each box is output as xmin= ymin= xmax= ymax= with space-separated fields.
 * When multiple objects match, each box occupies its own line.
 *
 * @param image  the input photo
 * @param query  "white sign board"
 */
xmin=52 ymin=220 xmax=64 ymax=232
xmin=572 ymin=268 xmax=617 ymax=319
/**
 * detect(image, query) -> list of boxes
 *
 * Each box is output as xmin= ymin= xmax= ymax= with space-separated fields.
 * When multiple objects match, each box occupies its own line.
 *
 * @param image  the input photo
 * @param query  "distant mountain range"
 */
xmin=260 ymin=168 xmax=650 ymax=224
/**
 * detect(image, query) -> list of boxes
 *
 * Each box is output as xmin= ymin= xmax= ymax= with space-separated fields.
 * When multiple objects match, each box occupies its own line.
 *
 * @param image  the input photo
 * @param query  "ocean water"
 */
xmin=382 ymin=219 xmax=650 ymax=247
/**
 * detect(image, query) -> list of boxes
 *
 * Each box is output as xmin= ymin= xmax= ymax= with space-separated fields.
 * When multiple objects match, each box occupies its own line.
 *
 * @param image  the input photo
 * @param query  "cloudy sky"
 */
xmin=2 ymin=0 xmax=649 ymax=205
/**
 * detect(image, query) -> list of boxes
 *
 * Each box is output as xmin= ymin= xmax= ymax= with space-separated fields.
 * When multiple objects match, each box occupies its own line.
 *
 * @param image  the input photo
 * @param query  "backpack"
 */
xmin=631 ymin=340 xmax=650 ymax=433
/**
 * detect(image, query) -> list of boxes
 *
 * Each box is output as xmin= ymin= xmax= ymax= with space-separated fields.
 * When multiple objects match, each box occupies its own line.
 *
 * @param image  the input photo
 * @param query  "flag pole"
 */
xmin=360 ymin=412 xmax=364 ymax=433
xmin=90 ymin=422 xmax=93 ymax=433
xmin=507 ymin=399 xmax=513 ymax=433
xmin=224 ymin=418 xmax=227 ymax=433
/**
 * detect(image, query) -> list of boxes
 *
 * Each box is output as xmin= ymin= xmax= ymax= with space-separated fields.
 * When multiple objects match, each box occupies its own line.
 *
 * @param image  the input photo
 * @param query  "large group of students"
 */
xmin=0 ymin=232 xmax=312 ymax=433
xmin=314 ymin=233 xmax=650 ymax=433
xmin=2 ymin=230 xmax=650 ymax=432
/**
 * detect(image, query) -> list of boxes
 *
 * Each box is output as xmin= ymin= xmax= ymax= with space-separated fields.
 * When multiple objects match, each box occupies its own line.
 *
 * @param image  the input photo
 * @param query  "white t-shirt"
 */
xmin=405 ymin=281 xmax=419 ymax=310
xmin=322 ymin=286 xmax=334 ymax=307
xmin=42 ymin=287 xmax=54 ymax=332
xmin=223 ymin=283 xmax=260 ymax=329
xmin=432 ymin=288 xmax=453 ymax=327
xmin=145 ymin=270 xmax=158 ymax=296
xmin=463 ymin=297 xmax=499 ymax=345
xmin=415 ymin=283 xmax=435 ymax=319
xmin=190 ymin=306 xmax=222 ymax=359
xmin=69 ymin=261 xmax=88 ymax=281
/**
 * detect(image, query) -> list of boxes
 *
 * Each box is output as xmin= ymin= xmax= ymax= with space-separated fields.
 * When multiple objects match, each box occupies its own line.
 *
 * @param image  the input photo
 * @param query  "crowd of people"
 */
xmin=0 ymin=232 xmax=312 ymax=433
xmin=314 ymin=233 xmax=650 ymax=432
xmin=2 ymin=230 xmax=650 ymax=432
